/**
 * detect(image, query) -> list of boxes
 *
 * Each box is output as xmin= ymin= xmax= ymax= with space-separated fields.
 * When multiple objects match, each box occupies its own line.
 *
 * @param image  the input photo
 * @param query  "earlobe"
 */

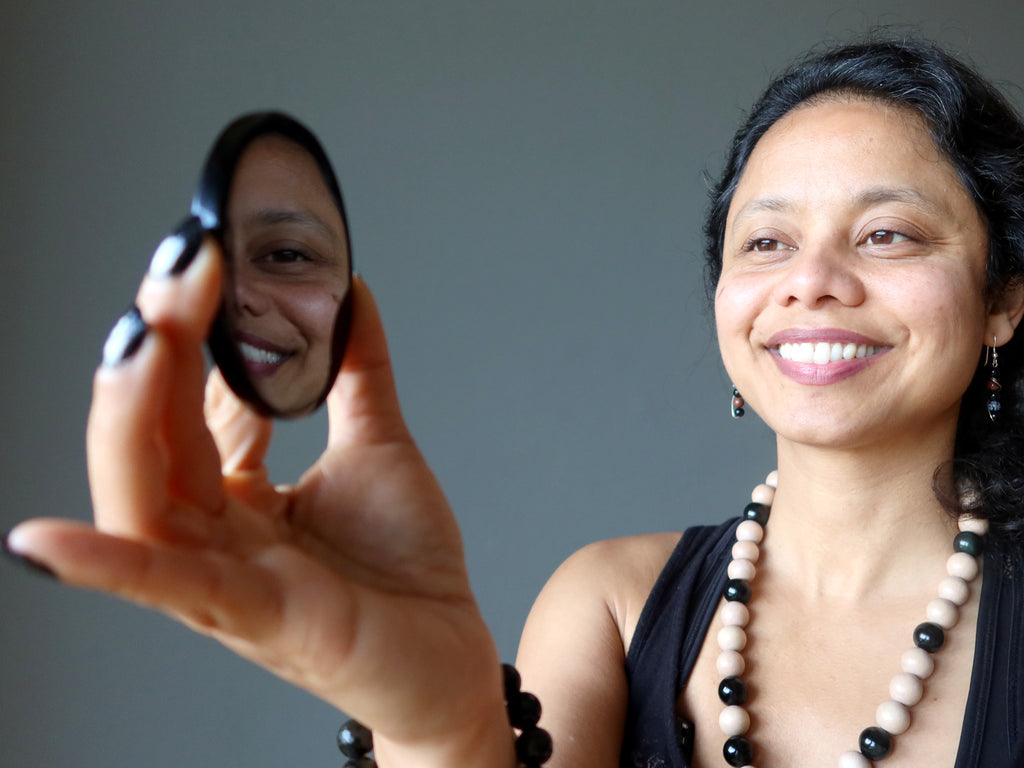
xmin=987 ymin=279 xmax=1024 ymax=345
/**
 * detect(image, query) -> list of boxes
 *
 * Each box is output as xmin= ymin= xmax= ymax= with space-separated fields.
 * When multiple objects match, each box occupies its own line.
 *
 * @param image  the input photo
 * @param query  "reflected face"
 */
xmin=714 ymin=99 xmax=991 ymax=449
xmin=222 ymin=135 xmax=351 ymax=416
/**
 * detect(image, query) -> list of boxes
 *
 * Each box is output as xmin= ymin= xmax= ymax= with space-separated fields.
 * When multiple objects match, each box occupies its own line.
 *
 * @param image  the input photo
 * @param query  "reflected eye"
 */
xmin=260 ymin=248 xmax=312 ymax=264
xmin=865 ymin=230 xmax=911 ymax=246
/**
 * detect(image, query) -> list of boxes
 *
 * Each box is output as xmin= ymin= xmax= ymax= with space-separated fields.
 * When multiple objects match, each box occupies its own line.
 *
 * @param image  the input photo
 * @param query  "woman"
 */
xmin=5 ymin=37 xmax=1024 ymax=768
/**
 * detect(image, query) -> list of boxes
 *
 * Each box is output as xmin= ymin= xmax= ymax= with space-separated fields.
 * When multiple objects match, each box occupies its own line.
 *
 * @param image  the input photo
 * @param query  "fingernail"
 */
xmin=2 ymin=530 xmax=58 ymax=580
xmin=102 ymin=305 xmax=148 ymax=367
xmin=148 ymin=215 xmax=205 ymax=277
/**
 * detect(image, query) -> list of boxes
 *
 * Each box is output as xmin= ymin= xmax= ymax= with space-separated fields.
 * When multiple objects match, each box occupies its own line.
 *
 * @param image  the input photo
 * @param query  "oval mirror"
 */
xmin=191 ymin=112 xmax=353 ymax=418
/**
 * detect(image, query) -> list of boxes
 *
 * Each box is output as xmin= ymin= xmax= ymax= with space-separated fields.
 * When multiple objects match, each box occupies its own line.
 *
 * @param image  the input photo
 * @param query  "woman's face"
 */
xmin=223 ymin=135 xmax=350 ymax=416
xmin=714 ymin=98 xmax=1004 ymax=450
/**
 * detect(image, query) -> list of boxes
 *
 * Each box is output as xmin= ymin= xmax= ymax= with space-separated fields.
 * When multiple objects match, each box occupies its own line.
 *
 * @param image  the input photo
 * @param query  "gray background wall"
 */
xmin=2 ymin=2 xmax=1022 ymax=766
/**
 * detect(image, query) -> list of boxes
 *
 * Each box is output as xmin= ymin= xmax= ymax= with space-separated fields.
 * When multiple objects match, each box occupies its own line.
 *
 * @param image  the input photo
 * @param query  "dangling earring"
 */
xmin=731 ymin=386 xmax=745 ymax=419
xmin=986 ymin=337 xmax=1001 ymax=422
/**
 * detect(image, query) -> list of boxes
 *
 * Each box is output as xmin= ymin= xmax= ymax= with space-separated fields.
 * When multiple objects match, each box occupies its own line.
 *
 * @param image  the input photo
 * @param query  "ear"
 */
xmin=986 ymin=279 xmax=1024 ymax=346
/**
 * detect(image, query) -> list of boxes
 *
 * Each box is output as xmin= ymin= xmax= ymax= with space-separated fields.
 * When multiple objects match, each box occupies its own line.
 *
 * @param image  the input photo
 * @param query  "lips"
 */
xmin=765 ymin=329 xmax=889 ymax=385
xmin=778 ymin=341 xmax=879 ymax=364
xmin=234 ymin=331 xmax=294 ymax=376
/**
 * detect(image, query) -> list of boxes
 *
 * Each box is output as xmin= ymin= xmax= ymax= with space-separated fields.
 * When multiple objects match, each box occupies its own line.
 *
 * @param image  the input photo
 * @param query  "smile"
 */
xmin=777 ymin=341 xmax=880 ymax=364
xmin=238 ymin=340 xmax=287 ymax=365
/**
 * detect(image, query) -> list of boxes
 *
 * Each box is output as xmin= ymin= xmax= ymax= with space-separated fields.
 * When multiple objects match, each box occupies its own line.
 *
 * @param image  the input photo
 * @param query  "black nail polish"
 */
xmin=148 ymin=215 xmax=205 ymax=277
xmin=2 ymin=531 xmax=58 ymax=580
xmin=101 ymin=305 xmax=148 ymax=366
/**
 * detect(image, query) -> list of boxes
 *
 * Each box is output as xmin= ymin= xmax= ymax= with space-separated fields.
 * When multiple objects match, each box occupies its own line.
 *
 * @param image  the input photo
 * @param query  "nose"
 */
xmin=770 ymin=238 xmax=866 ymax=309
xmin=229 ymin=270 xmax=272 ymax=317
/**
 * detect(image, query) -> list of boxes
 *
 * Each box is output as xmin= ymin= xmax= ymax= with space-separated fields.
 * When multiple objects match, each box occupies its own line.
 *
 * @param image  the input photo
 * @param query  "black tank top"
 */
xmin=620 ymin=518 xmax=1024 ymax=767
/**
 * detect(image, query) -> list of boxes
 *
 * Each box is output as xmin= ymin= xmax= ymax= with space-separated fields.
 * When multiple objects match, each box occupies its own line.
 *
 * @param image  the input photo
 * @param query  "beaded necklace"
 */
xmin=715 ymin=471 xmax=986 ymax=768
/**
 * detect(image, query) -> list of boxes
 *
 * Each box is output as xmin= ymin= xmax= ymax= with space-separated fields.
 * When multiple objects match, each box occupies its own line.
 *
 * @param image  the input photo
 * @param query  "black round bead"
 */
xmin=742 ymin=502 xmax=771 ymax=526
xmin=723 ymin=578 xmax=752 ymax=603
xmin=502 ymin=663 xmax=522 ymax=696
xmin=718 ymin=676 xmax=748 ymax=706
xmin=914 ymin=621 xmax=945 ymax=653
xmin=732 ymin=406 xmax=745 ymax=417
xmin=954 ymin=531 xmax=984 ymax=557
xmin=859 ymin=726 xmax=894 ymax=760
xmin=337 ymin=719 xmax=374 ymax=758
xmin=723 ymin=735 xmax=754 ymax=767
xmin=515 ymin=726 xmax=553 ymax=766
xmin=509 ymin=691 xmax=542 ymax=728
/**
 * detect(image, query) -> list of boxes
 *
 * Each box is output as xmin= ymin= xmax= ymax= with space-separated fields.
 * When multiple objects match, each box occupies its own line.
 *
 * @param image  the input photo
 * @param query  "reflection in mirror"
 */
xmin=191 ymin=112 xmax=353 ymax=418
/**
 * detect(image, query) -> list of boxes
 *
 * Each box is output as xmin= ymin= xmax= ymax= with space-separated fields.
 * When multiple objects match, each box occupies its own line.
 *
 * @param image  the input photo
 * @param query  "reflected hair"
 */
xmin=702 ymin=37 xmax=1024 ymax=542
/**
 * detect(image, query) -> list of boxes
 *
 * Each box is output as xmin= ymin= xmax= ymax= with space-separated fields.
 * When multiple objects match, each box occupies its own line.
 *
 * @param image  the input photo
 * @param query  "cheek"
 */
xmin=276 ymin=284 xmax=343 ymax=346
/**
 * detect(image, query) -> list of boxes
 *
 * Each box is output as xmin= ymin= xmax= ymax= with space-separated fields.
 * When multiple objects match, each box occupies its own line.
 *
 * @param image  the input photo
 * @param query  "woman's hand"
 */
xmin=4 ymin=229 xmax=513 ymax=766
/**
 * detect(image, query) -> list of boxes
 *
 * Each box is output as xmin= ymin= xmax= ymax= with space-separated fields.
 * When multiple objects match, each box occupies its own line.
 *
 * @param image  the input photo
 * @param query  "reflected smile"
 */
xmin=238 ymin=340 xmax=288 ymax=365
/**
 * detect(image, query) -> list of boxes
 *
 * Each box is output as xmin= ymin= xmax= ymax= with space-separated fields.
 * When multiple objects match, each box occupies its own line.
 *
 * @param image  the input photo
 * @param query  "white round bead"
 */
xmin=719 ymin=704 xmax=750 ymax=736
xmin=947 ymin=551 xmax=980 ymax=581
xmin=900 ymin=647 xmax=935 ymax=679
xmin=890 ymin=671 xmax=924 ymax=706
xmin=876 ymin=699 xmax=911 ymax=734
xmin=751 ymin=483 xmax=775 ymax=505
xmin=728 ymin=558 xmax=757 ymax=581
xmin=732 ymin=540 xmax=760 ymax=563
xmin=838 ymin=750 xmax=872 ymax=768
xmin=765 ymin=469 xmax=778 ymax=488
xmin=736 ymin=520 xmax=764 ymax=543
xmin=926 ymin=597 xmax=959 ymax=629
xmin=717 ymin=650 xmax=745 ymax=677
xmin=721 ymin=601 xmax=750 ymax=628
xmin=938 ymin=575 xmax=970 ymax=606
xmin=958 ymin=516 xmax=989 ymax=535
xmin=718 ymin=625 xmax=747 ymax=652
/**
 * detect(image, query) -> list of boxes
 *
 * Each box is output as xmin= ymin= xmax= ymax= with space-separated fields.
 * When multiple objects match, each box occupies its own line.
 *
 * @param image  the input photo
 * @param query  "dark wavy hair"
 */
xmin=703 ymin=38 xmax=1024 ymax=542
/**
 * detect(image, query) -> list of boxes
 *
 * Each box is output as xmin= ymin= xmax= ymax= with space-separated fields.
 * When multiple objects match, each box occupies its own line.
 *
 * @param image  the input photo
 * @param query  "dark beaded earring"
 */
xmin=986 ymin=340 xmax=1001 ymax=422
xmin=731 ymin=387 xmax=745 ymax=419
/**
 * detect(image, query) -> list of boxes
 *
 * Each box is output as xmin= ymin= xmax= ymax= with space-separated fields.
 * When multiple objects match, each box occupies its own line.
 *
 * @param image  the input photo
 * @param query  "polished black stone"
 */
xmin=337 ymin=719 xmax=374 ymax=758
xmin=743 ymin=502 xmax=771 ymax=526
xmin=954 ymin=531 xmax=984 ymax=557
xmin=724 ymin=579 xmax=752 ymax=603
xmin=516 ymin=727 xmax=554 ymax=766
xmin=718 ymin=676 xmax=748 ymax=706
xmin=859 ymin=726 xmax=894 ymax=760
xmin=509 ymin=691 xmax=542 ymax=728
xmin=914 ymin=621 xmax=945 ymax=653
xmin=723 ymin=735 xmax=754 ymax=767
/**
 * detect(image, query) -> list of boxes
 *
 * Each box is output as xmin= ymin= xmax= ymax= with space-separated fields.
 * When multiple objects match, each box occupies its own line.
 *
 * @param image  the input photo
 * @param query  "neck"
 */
xmin=764 ymin=435 xmax=959 ymax=601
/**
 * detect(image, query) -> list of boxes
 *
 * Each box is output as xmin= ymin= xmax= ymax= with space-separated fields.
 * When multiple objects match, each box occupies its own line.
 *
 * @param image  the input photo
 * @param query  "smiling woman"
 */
xmin=5 ymin=35 xmax=1024 ymax=768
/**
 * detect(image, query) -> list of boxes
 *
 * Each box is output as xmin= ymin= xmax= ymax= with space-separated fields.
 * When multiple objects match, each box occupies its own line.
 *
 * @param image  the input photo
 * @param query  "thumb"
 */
xmin=326 ymin=276 xmax=412 ymax=449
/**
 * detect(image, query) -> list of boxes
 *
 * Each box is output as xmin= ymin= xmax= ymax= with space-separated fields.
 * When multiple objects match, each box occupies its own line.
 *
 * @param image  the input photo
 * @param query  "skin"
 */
xmin=223 ymin=135 xmax=350 ymax=416
xmin=6 ymin=98 xmax=1024 ymax=768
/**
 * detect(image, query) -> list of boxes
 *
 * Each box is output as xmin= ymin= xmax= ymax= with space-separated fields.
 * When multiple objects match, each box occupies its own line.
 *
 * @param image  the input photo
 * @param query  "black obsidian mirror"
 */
xmin=191 ymin=112 xmax=352 ymax=418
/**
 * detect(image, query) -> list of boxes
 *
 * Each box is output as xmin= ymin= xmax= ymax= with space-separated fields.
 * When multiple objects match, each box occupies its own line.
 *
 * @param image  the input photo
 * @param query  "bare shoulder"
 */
xmin=554 ymin=531 xmax=683 ymax=650
xmin=515 ymin=532 xmax=683 ymax=768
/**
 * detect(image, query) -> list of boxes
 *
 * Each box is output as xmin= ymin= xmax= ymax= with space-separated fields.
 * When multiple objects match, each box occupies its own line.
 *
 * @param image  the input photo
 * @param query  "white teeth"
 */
xmin=239 ymin=341 xmax=284 ymax=364
xmin=777 ymin=341 xmax=878 ymax=363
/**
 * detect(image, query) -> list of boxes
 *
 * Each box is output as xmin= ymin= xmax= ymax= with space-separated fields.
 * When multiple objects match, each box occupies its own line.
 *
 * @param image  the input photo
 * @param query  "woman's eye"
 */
xmin=744 ymin=238 xmax=793 ymax=253
xmin=260 ymin=249 xmax=311 ymax=264
xmin=865 ymin=230 xmax=911 ymax=246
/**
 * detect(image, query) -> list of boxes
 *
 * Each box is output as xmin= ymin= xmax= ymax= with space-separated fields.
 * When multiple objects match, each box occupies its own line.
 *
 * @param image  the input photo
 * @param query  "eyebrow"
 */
xmin=244 ymin=206 xmax=343 ymax=245
xmin=731 ymin=185 xmax=948 ymax=228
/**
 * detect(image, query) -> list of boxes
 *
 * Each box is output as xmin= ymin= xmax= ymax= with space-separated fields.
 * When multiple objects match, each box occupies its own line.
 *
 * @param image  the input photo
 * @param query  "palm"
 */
xmin=9 ymin=249 xmax=499 ymax=743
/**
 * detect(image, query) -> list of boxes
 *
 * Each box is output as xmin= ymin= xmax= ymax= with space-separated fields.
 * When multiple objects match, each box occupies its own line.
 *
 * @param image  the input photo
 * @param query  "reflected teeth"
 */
xmin=239 ymin=341 xmax=285 ymax=364
xmin=777 ymin=341 xmax=878 ymax=364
